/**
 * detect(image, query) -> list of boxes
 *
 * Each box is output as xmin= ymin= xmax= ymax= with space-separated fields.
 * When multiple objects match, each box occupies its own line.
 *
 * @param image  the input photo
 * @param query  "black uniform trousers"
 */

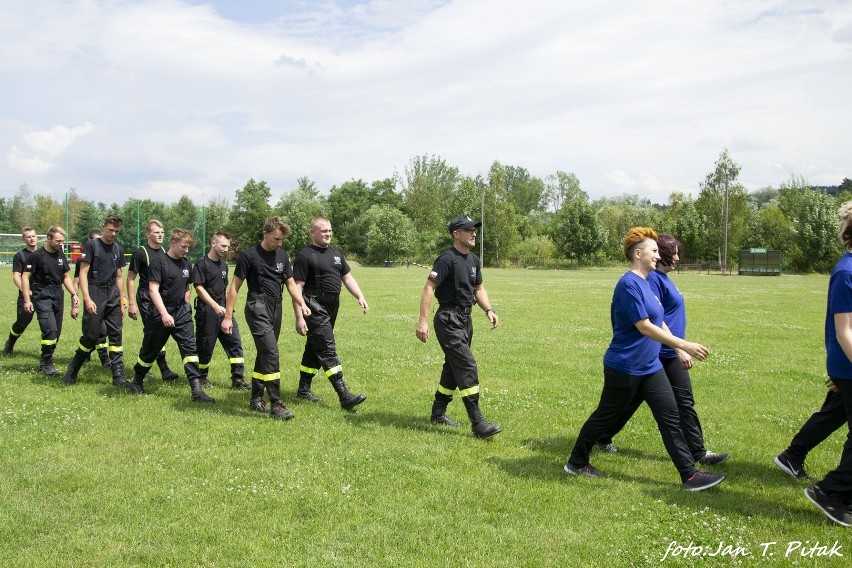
xmin=138 ymin=289 xmax=169 ymax=359
xmin=195 ymin=298 xmax=244 ymax=379
xmin=600 ymin=356 xmax=708 ymax=461
xmin=433 ymin=306 xmax=479 ymax=399
xmin=245 ymin=292 xmax=282 ymax=380
xmin=32 ymin=284 xmax=64 ymax=356
xmin=784 ymin=389 xmax=846 ymax=464
xmin=78 ymin=284 xmax=124 ymax=365
xmin=819 ymin=379 xmax=852 ymax=496
xmin=134 ymin=302 xmax=201 ymax=382
xmin=569 ymin=366 xmax=697 ymax=481
xmin=300 ymin=293 xmax=342 ymax=378
xmin=10 ymin=293 xmax=35 ymax=337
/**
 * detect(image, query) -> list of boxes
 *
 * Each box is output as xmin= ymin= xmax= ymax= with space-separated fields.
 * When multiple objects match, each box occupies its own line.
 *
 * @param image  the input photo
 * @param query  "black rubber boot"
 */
xmin=248 ymin=378 xmax=266 ymax=412
xmin=63 ymin=349 xmax=87 ymax=385
xmin=430 ymin=391 xmax=460 ymax=427
xmin=329 ymin=373 xmax=365 ymax=410
xmin=132 ymin=363 xmax=148 ymax=394
xmin=111 ymin=354 xmax=141 ymax=394
xmin=2 ymin=334 xmax=17 ymax=355
xmin=231 ymin=375 xmax=250 ymax=390
xmin=267 ymin=379 xmax=294 ymax=419
xmin=296 ymin=372 xmax=322 ymax=402
xmin=157 ymin=351 xmax=179 ymax=381
xmin=40 ymin=348 xmax=60 ymax=377
xmin=463 ymin=394 xmax=502 ymax=438
xmin=98 ymin=347 xmax=111 ymax=369
xmin=189 ymin=378 xmax=215 ymax=403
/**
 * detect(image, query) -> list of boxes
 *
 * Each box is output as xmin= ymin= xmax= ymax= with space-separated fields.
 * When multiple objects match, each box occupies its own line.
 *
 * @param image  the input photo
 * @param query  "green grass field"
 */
xmin=1 ymin=266 xmax=849 ymax=566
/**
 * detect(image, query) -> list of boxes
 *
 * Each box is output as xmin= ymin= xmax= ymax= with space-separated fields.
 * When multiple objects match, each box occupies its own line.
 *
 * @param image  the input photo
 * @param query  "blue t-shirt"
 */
xmin=603 ymin=271 xmax=665 ymax=375
xmin=825 ymin=252 xmax=852 ymax=380
xmin=648 ymin=269 xmax=686 ymax=360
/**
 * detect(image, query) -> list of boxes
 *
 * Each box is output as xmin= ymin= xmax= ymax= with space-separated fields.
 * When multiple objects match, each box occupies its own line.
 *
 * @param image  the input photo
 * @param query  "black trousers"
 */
xmin=245 ymin=293 xmax=282 ymax=380
xmin=135 ymin=303 xmax=201 ymax=382
xmin=433 ymin=307 xmax=479 ymax=399
xmin=570 ymin=366 xmax=697 ymax=481
xmin=195 ymin=299 xmax=244 ymax=378
xmin=817 ymin=379 xmax=852 ymax=496
xmin=78 ymin=284 xmax=123 ymax=363
xmin=32 ymin=284 xmax=64 ymax=356
xmin=10 ymin=293 xmax=35 ymax=336
xmin=600 ymin=356 xmax=708 ymax=460
xmin=299 ymin=293 xmax=342 ymax=378
xmin=784 ymin=389 xmax=846 ymax=464
xmin=138 ymin=289 xmax=169 ymax=358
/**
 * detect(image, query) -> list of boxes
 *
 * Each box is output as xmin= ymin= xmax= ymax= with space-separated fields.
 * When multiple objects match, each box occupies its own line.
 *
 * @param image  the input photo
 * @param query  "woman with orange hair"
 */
xmin=563 ymin=227 xmax=726 ymax=491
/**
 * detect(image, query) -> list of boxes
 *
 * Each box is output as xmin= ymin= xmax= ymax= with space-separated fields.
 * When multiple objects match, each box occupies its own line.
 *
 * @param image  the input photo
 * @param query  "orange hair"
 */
xmin=623 ymin=227 xmax=658 ymax=260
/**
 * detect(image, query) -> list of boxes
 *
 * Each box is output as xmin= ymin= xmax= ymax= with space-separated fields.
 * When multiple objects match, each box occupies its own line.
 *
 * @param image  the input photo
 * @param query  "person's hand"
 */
xmin=486 ymin=310 xmax=499 ymax=329
xmin=221 ymin=316 xmax=233 ymax=335
xmin=676 ymin=349 xmax=694 ymax=369
xmin=161 ymin=313 xmax=175 ymax=328
xmin=295 ymin=317 xmax=308 ymax=336
xmin=416 ymin=320 xmax=429 ymax=343
xmin=299 ymin=304 xmax=311 ymax=318
xmin=681 ymin=341 xmax=709 ymax=361
xmin=215 ymin=305 xmax=226 ymax=317
xmin=70 ymin=305 xmax=79 ymax=320
xmin=128 ymin=303 xmax=139 ymax=320
xmin=826 ymin=378 xmax=840 ymax=393
xmin=358 ymin=297 xmax=369 ymax=314
xmin=85 ymin=298 xmax=97 ymax=315
xmin=23 ymin=300 xmax=34 ymax=314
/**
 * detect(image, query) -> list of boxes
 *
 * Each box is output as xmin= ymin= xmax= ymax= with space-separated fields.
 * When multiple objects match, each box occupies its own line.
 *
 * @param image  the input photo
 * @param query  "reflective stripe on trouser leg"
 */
xmin=324 ymin=365 xmax=342 ymax=378
xmin=252 ymin=371 xmax=280 ymax=382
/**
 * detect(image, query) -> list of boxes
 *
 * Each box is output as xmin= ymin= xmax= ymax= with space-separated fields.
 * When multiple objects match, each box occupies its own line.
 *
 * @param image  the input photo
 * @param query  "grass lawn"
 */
xmin=0 ymin=265 xmax=849 ymax=566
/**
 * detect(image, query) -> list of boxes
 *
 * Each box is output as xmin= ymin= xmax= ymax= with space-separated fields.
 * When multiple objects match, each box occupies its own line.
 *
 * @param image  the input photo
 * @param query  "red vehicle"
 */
xmin=66 ymin=241 xmax=84 ymax=262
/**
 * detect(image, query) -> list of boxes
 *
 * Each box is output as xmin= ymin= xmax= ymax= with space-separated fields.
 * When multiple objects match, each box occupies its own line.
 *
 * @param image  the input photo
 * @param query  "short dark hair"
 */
xmin=656 ymin=234 xmax=682 ymax=267
xmin=263 ymin=216 xmax=291 ymax=237
xmin=88 ymin=229 xmax=102 ymax=240
xmin=103 ymin=215 xmax=123 ymax=228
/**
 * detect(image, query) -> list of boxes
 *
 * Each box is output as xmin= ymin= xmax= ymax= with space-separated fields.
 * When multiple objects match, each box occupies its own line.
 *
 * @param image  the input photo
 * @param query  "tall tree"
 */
xmin=504 ymin=166 xmax=546 ymax=216
xmin=545 ymin=171 xmax=582 ymax=212
xmin=274 ymin=188 xmax=327 ymax=256
xmin=227 ymin=178 xmax=272 ymax=252
xmin=11 ymin=183 xmax=35 ymax=229
xmin=694 ymin=149 xmax=751 ymax=264
xmin=779 ymin=175 xmax=838 ymax=272
xmin=400 ymin=154 xmax=460 ymax=234
xmin=483 ymin=162 xmax=521 ymax=267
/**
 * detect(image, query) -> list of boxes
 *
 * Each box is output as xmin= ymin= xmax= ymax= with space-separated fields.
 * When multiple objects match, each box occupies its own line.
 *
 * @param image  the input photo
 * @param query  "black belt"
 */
xmin=439 ymin=305 xmax=471 ymax=315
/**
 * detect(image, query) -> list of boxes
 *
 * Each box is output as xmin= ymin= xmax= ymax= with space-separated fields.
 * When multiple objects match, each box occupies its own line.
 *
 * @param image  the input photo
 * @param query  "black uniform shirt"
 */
xmin=234 ymin=244 xmax=292 ymax=298
xmin=427 ymin=247 xmax=483 ymax=308
xmin=80 ymin=238 xmax=125 ymax=286
xmin=129 ymin=244 xmax=166 ymax=290
xmin=192 ymin=256 xmax=229 ymax=303
xmin=148 ymin=253 xmax=191 ymax=306
xmin=27 ymin=247 xmax=70 ymax=290
xmin=12 ymin=248 xmax=35 ymax=298
xmin=293 ymin=245 xmax=350 ymax=296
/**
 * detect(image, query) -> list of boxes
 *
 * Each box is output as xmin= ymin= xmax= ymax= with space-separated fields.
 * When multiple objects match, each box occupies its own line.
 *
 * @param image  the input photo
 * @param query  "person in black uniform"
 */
xmin=20 ymin=226 xmax=79 ymax=376
xmin=192 ymin=231 xmax=248 ymax=389
xmin=63 ymin=214 xmax=138 ymax=392
xmin=74 ymin=229 xmax=110 ymax=369
xmin=222 ymin=216 xmax=310 ymax=420
xmin=126 ymin=219 xmax=179 ymax=382
xmin=416 ymin=215 xmax=501 ymax=438
xmin=292 ymin=216 xmax=367 ymax=409
xmin=2 ymin=226 xmax=38 ymax=355
xmin=131 ymin=229 xmax=214 ymax=403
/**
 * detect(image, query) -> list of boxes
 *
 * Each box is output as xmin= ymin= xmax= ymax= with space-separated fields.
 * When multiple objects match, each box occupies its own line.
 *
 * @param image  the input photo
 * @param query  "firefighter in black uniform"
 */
xmin=21 ymin=226 xmax=79 ymax=376
xmin=191 ymin=231 xmax=247 ymax=389
xmin=292 ymin=216 xmax=366 ymax=409
xmin=416 ymin=215 xmax=502 ymax=438
xmin=63 ymin=215 xmax=138 ymax=392
xmin=126 ymin=219 xmax=179 ymax=382
xmin=74 ymin=229 xmax=110 ymax=368
xmin=2 ymin=226 xmax=38 ymax=355
xmin=130 ymin=229 xmax=214 ymax=403
xmin=222 ymin=216 xmax=309 ymax=420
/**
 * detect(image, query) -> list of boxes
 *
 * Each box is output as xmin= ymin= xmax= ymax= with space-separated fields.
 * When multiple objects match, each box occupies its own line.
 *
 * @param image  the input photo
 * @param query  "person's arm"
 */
xmin=63 ymin=272 xmax=80 ymax=320
xmin=149 ymin=281 xmax=173 ymax=327
xmin=13 ymin=269 xmax=24 ymax=292
xmin=126 ymin=269 xmax=139 ymax=320
xmin=115 ymin=268 xmax=126 ymax=318
xmin=79 ymin=263 xmax=96 ymax=315
xmin=833 ymin=312 xmax=852 ymax=363
xmin=474 ymin=284 xmax=498 ymax=329
xmin=285 ymin=277 xmax=309 ymax=335
xmin=221 ymin=275 xmax=243 ymax=334
xmin=292 ymin=280 xmax=308 ymax=331
xmin=635 ymin=318 xmax=708 ymax=360
xmin=416 ymin=281 xmax=438 ymax=342
xmin=342 ymin=273 xmax=369 ymax=314
xmin=194 ymin=283 xmax=225 ymax=316
xmin=21 ymin=271 xmax=34 ymax=313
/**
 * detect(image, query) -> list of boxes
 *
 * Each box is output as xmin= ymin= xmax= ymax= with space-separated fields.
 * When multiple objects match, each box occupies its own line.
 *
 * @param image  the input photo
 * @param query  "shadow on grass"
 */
xmin=344 ymin=410 xmax=471 ymax=437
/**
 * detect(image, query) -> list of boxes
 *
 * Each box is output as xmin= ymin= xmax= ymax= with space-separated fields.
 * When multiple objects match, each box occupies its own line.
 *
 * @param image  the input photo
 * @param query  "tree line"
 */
xmin=2 ymin=151 xmax=851 ymax=272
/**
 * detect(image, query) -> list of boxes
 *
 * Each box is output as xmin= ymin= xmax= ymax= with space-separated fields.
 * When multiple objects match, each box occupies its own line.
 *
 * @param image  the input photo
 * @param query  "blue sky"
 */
xmin=1 ymin=0 xmax=850 ymax=206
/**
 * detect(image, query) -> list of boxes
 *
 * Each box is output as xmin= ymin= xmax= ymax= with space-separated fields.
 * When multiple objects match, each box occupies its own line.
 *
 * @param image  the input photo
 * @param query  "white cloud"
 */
xmin=5 ymin=146 xmax=52 ymax=174
xmin=24 ymin=122 xmax=94 ymax=158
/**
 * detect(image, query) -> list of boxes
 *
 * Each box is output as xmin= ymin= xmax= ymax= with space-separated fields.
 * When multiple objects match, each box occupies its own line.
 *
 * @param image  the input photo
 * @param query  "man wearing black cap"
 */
xmin=416 ymin=215 xmax=502 ymax=438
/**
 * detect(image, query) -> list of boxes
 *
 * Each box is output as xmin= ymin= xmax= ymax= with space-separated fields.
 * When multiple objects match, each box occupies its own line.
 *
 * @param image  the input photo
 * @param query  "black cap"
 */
xmin=448 ymin=215 xmax=482 ymax=233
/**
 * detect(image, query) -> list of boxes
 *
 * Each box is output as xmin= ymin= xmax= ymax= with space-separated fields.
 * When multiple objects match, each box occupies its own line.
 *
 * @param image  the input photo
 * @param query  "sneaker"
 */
xmin=248 ymin=399 xmax=268 ymax=413
xmin=564 ymin=462 xmax=602 ymax=478
xmin=682 ymin=470 xmax=726 ymax=492
xmin=698 ymin=451 xmax=731 ymax=466
xmin=804 ymin=485 xmax=852 ymax=527
xmin=270 ymin=403 xmax=294 ymax=420
xmin=775 ymin=453 xmax=814 ymax=481
xmin=595 ymin=442 xmax=619 ymax=453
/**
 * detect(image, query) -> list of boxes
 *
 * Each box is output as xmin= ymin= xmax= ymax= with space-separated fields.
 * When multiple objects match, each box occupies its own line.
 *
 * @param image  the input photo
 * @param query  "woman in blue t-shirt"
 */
xmin=802 ymin=202 xmax=852 ymax=526
xmin=596 ymin=234 xmax=730 ymax=466
xmin=564 ymin=227 xmax=726 ymax=492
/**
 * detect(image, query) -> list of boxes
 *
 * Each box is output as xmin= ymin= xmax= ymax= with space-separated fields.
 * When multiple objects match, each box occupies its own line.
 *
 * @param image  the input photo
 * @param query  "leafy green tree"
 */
xmin=545 ymin=171 xmax=582 ymax=212
xmin=274 ymin=188 xmax=327 ymax=256
xmin=594 ymin=195 xmax=664 ymax=261
xmin=742 ymin=203 xmax=795 ymax=254
xmin=327 ymin=178 xmax=403 ymax=252
xmin=551 ymin=195 xmax=604 ymax=264
xmin=358 ymin=205 xmax=417 ymax=263
xmin=227 ymin=178 xmax=272 ymax=252
xmin=779 ymin=176 xmax=838 ymax=272
xmin=504 ymin=166 xmax=546 ymax=216
xmin=658 ymin=192 xmax=706 ymax=264
xmin=400 ymin=154 xmax=460 ymax=234
xmin=694 ymin=149 xmax=751 ymax=264
xmin=72 ymin=201 xmax=106 ymax=242
xmin=0 ymin=198 xmax=15 ymax=233
xmin=34 ymin=195 xmax=63 ymax=232
xmin=484 ymin=162 xmax=521 ymax=267
xmin=748 ymin=186 xmax=779 ymax=211
xmin=11 ymin=184 xmax=35 ymax=229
